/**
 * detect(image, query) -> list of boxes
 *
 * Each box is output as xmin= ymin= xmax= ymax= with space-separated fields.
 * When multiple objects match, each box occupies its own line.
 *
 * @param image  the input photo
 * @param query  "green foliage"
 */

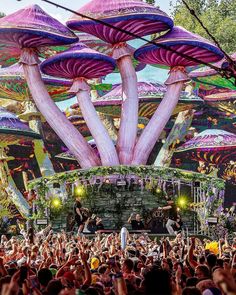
xmin=29 ymin=165 xmax=225 ymax=196
xmin=145 ymin=0 xmax=155 ymax=5
xmin=171 ymin=0 xmax=236 ymax=53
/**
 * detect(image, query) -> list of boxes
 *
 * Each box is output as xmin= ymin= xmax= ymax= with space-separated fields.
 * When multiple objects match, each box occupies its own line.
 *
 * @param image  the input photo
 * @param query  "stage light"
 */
xmin=156 ymin=187 xmax=162 ymax=194
xmin=177 ymin=196 xmax=189 ymax=208
xmin=51 ymin=197 xmax=61 ymax=209
xmin=74 ymin=185 xmax=86 ymax=198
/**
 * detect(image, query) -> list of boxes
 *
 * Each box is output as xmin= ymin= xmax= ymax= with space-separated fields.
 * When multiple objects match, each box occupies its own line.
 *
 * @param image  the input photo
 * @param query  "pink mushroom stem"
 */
xmin=113 ymin=44 xmax=138 ymax=164
xmin=70 ymin=79 xmax=119 ymax=166
xmin=20 ymin=49 xmax=101 ymax=168
xmin=132 ymin=67 xmax=189 ymax=165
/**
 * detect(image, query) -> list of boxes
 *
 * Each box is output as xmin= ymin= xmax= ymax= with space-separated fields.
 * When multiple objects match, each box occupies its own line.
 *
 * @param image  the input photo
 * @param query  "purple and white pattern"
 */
xmin=67 ymin=0 xmax=173 ymax=44
xmin=0 ymin=5 xmax=78 ymax=48
xmin=134 ymin=26 xmax=224 ymax=67
xmin=40 ymin=43 xmax=116 ymax=80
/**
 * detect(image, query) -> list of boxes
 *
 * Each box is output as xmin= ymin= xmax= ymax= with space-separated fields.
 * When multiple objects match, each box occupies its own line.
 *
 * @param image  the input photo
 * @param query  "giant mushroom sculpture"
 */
xmin=132 ymin=26 xmax=224 ymax=165
xmin=41 ymin=43 xmax=119 ymax=166
xmin=67 ymin=0 xmax=174 ymax=164
xmin=0 ymin=5 xmax=100 ymax=168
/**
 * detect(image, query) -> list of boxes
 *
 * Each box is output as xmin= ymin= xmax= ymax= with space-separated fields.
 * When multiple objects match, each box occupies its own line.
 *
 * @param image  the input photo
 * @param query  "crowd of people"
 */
xmin=0 ymin=225 xmax=236 ymax=295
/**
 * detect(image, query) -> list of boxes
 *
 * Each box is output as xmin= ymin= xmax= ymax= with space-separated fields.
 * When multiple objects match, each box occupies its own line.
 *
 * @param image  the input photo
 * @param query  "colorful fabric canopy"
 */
xmin=71 ymin=82 xmax=203 ymax=118
xmin=0 ymin=63 xmax=73 ymax=102
xmin=189 ymin=53 xmax=236 ymax=90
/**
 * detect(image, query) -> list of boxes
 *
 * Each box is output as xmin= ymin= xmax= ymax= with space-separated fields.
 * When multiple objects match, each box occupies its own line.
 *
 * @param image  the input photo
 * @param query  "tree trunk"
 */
xmin=20 ymin=48 xmax=100 ymax=168
xmin=98 ymin=113 xmax=118 ymax=142
xmin=132 ymin=67 xmax=189 ymax=165
xmin=113 ymin=44 xmax=138 ymax=164
xmin=154 ymin=110 xmax=194 ymax=167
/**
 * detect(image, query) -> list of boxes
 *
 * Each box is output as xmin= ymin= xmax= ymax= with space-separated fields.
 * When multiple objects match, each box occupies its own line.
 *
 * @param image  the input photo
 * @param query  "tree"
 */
xmin=145 ymin=0 xmax=155 ymax=5
xmin=171 ymin=0 xmax=236 ymax=53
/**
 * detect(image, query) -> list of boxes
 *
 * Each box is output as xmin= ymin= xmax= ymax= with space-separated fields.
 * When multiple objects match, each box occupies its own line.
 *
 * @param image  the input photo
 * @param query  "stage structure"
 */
xmin=28 ymin=166 xmax=225 ymax=235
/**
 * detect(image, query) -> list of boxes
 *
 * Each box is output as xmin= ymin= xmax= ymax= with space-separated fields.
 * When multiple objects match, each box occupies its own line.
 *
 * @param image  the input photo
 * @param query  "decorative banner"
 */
xmin=4 ymin=161 xmax=30 ymax=217
xmin=33 ymin=140 xmax=55 ymax=177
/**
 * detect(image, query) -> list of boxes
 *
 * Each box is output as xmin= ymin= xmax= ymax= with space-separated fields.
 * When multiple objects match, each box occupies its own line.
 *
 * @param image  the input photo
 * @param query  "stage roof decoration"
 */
xmin=189 ymin=53 xmax=236 ymax=90
xmin=0 ymin=63 xmax=71 ymax=176
xmin=41 ymin=42 xmax=119 ymax=166
xmin=176 ymin=129 xmax=236 ymax=169
xmin=71 ymin=81 xmax=203 ymax=118
xmin=0 ymin=5 xmax=101 ymax=169
xmin=132 ymin=26 xmax=224 ymax=165
xmin=67 ymin=0 xmax=174 ymax=165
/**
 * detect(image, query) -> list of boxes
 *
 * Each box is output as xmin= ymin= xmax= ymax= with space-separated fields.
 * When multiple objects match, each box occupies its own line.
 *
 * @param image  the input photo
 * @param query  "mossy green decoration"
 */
xmin=28 ymin=165 xmax=225 ymax=192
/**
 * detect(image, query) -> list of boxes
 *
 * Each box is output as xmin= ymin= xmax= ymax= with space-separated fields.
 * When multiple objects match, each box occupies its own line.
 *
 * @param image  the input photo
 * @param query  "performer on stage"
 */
xmin=74 ymin=197 xmax=89 ymax=234
xmin=128 ymin=213 xmax=145 ymax=230
xmin=158 ymin=199 xmax=178 ymax=235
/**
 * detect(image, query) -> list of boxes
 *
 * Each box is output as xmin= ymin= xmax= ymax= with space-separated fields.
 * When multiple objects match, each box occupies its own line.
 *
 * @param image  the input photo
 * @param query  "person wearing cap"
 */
xmin=91 ymin=257 xmax=100 ymax=271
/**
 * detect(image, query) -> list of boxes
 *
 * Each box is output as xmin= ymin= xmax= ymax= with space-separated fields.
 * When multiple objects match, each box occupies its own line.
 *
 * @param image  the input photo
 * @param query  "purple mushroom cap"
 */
xmin=190 ymin=53 xmax=236 ymax=77
xmin=134 ymin=26 xmax=224 ymax=67
xmin=67 ymin=0 xmax=173 ymax=44
xmin=40 ymin=43 xmax=116 ymax=80
xmin=176 ymin=129 xmax=236 ymax=152
xmin=0 ymin=108 xmax=41 ymax=143
xmin=0 ymin=5 xmax=78 ymax=48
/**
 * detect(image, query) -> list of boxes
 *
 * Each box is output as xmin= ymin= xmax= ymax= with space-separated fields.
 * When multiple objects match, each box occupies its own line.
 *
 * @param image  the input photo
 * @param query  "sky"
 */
xmin=1 ymin=0 xmax=176 ymax=110
xmin=2 ymin=0 xmax=175 ymax=21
